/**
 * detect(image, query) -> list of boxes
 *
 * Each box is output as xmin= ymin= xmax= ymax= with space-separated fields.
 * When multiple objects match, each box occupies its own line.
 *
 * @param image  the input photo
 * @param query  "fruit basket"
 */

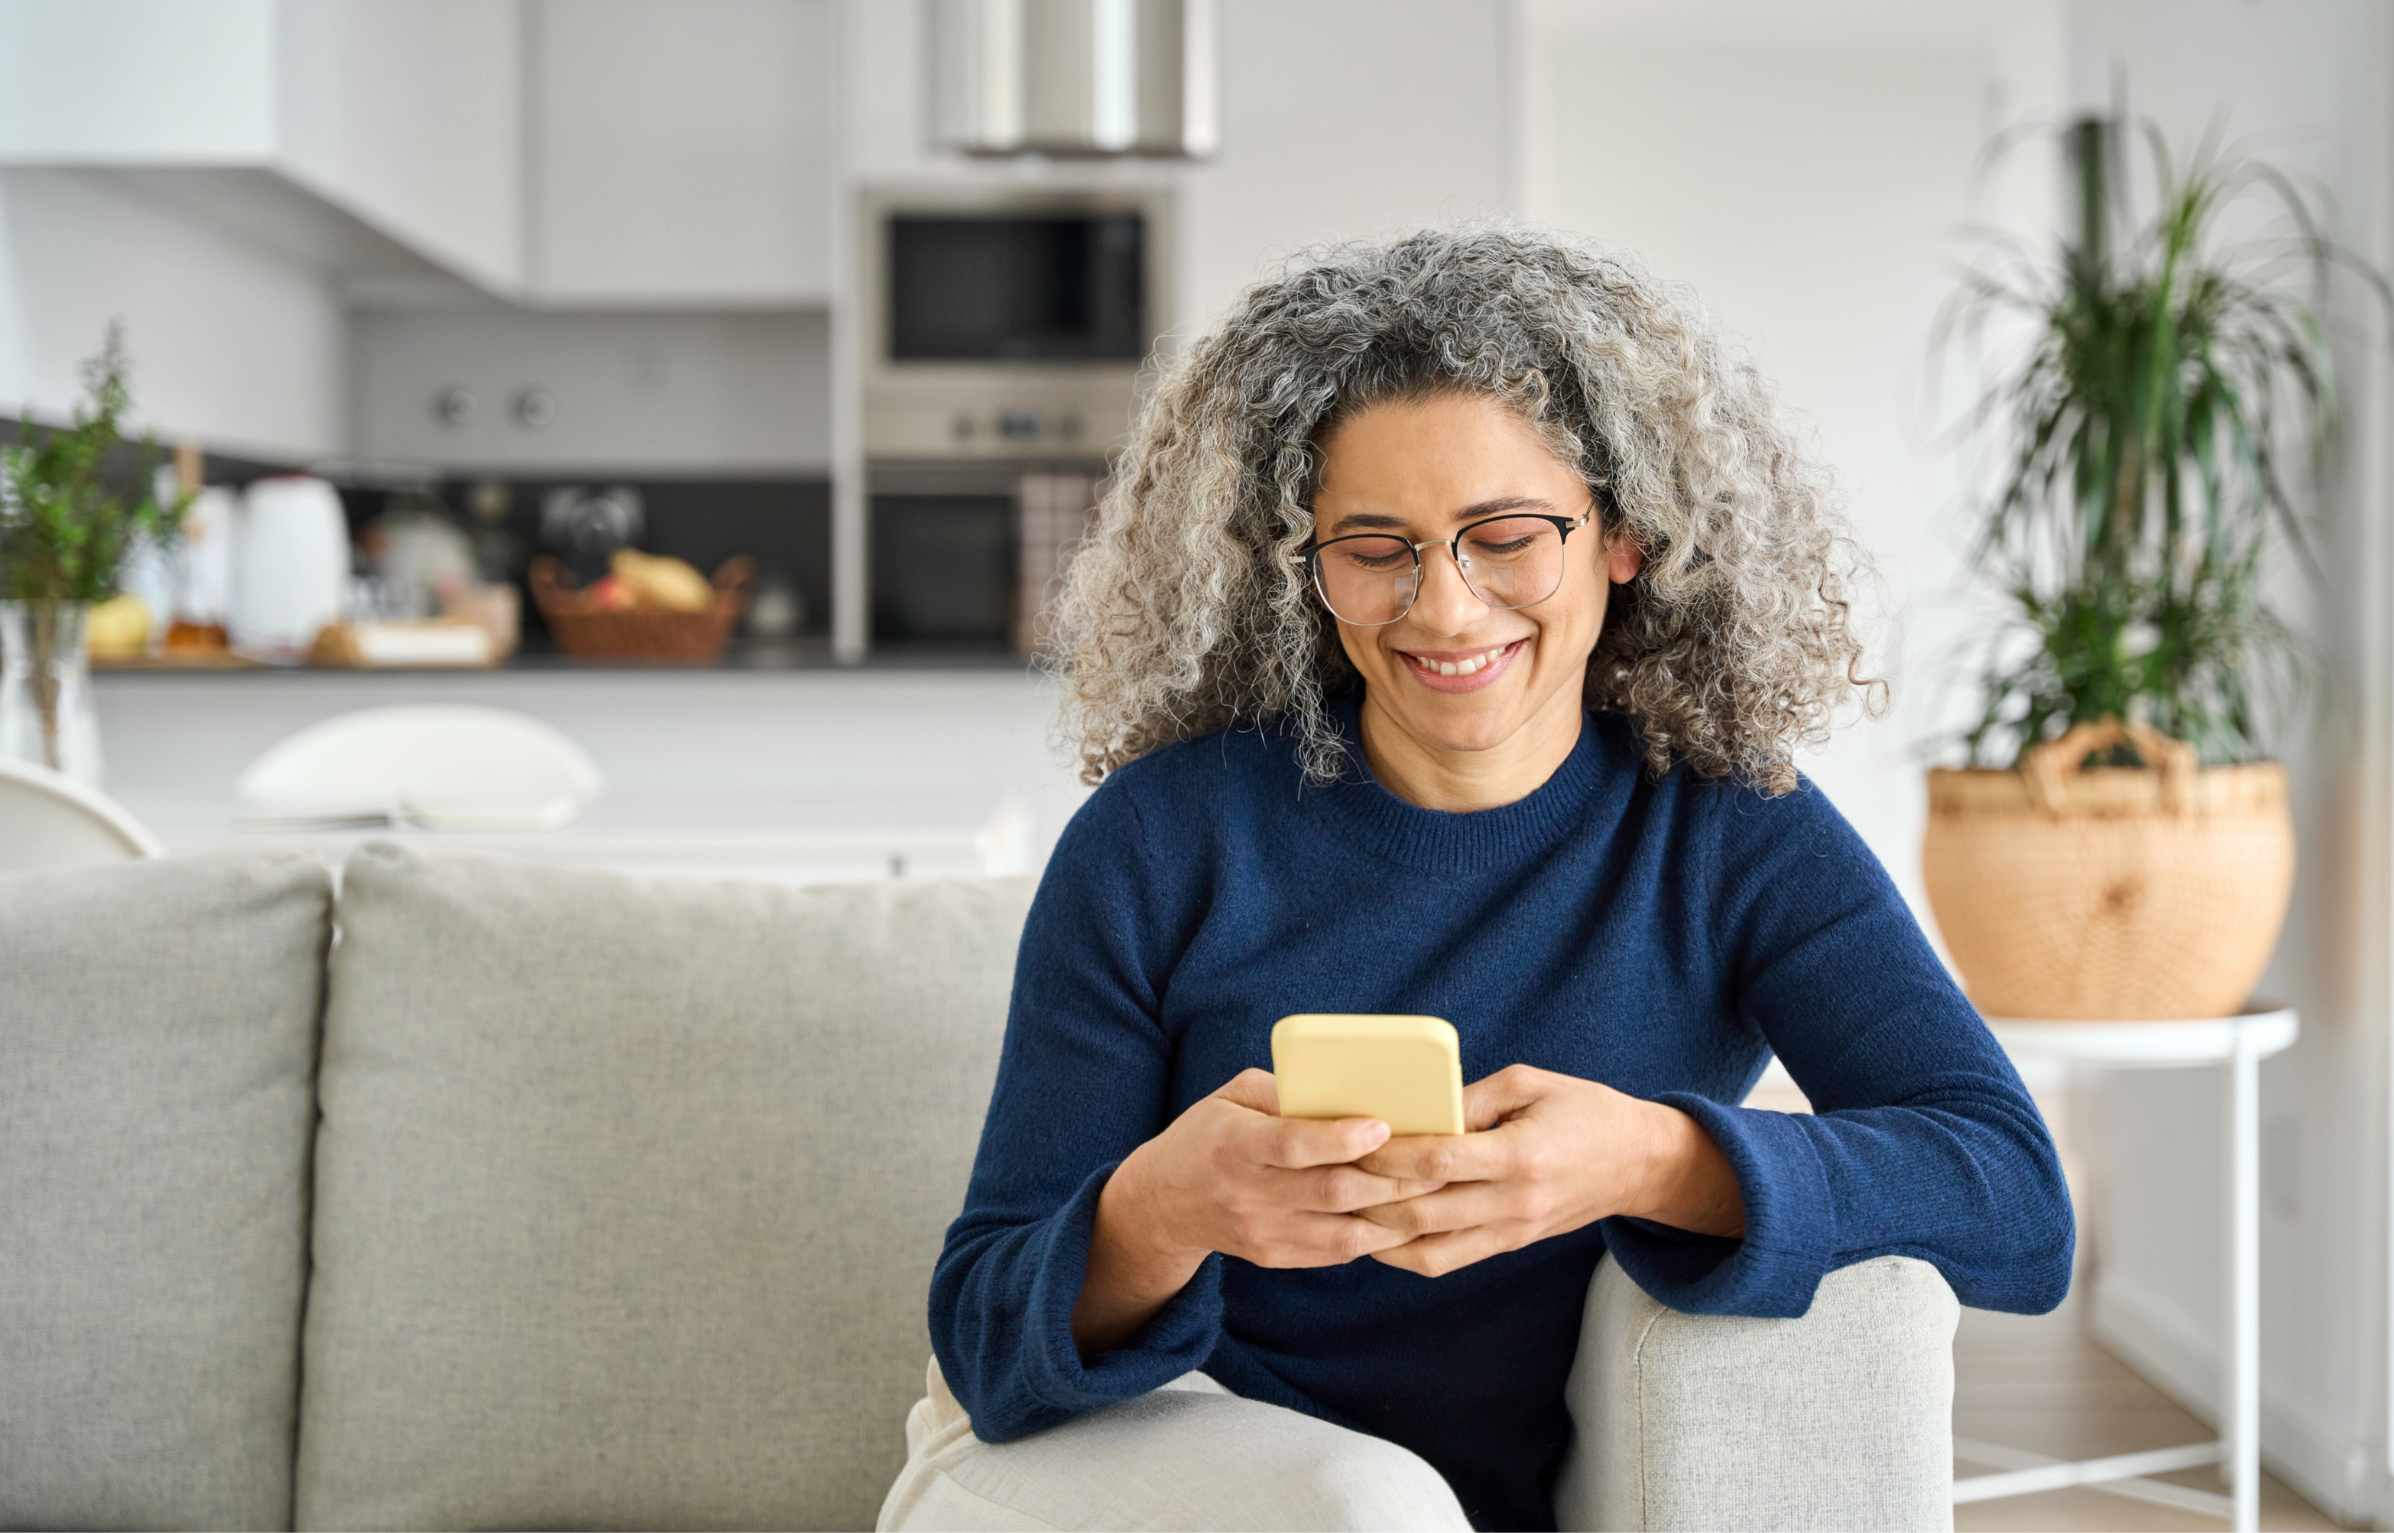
xmin=527 ymin=553 xmax=755 ymax=663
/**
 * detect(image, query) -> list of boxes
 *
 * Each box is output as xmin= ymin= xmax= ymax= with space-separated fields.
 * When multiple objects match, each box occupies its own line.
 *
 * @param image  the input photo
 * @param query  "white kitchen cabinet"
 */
xmin=527 ymin=0 xmax=835 ymax=305
xmin=274 ymin=0 xmax=524 ymax=291
xmin=0 ymin=0 xmax=525 ymax=295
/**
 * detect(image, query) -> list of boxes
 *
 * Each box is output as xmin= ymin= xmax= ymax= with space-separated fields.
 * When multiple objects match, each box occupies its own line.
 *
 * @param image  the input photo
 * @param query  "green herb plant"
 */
xmin=0 ymin=317 xmax=195 ymax=769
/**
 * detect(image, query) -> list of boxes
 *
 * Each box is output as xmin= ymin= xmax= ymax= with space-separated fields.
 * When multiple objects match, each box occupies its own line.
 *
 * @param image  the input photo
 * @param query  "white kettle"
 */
xmin=230 ymin=475 xmax=352 ymax=658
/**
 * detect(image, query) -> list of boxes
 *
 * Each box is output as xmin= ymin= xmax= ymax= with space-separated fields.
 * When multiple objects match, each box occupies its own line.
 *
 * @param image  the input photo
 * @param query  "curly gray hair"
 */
xmin=1035 ymin=217 xmax=1890 ymax=797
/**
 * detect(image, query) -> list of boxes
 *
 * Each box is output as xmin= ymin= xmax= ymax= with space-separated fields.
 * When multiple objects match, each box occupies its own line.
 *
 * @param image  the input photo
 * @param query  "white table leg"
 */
xmin=2220 ymin=1032 xmax=2260 ymax=1533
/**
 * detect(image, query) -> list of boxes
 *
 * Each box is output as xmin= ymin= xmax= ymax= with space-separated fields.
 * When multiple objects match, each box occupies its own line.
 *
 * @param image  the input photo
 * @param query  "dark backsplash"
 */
xmin=346 ymin=474 xmax=834 ymax=649
xmin=0 ymin=417 xmax=834 ymax=651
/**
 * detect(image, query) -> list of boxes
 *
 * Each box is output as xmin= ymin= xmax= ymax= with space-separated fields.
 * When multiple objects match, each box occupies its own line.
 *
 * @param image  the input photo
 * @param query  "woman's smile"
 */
xmin=1395 ymin=635 xmax=1530 ymax=693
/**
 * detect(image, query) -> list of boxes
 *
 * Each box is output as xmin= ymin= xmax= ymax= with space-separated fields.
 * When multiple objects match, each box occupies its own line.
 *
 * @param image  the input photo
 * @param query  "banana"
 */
xmin=608 ymin=549 xmax=714 ymax=613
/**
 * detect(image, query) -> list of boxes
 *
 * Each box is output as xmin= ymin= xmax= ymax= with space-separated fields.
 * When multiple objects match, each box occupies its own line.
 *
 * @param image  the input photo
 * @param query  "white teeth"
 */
xmin=1406 ymin=641 xmax=1513 ymax=677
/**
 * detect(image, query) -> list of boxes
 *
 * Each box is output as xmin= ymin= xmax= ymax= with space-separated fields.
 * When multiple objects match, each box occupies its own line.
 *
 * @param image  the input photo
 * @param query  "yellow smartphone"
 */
xmin=1270 ymin=1013 xmax=1466 ymax=1136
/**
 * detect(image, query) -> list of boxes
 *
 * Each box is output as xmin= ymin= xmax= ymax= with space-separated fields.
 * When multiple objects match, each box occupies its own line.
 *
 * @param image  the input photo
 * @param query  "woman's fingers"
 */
xmin=1349 ymin=1179 xmax=1514 ymax=1236
xmin=1246 ymin=1106 xmax=1394 ymax=1170
xmin=1270 ymin=1161 xmax=1447 ymax=1212
xmin=1286 ymin=1210 xmax=1421 ymax=1264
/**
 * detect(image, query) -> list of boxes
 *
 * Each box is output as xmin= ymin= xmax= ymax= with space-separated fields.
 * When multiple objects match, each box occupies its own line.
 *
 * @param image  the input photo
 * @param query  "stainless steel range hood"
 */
xmin=928 ymin=0 xmax=1219 ymax=160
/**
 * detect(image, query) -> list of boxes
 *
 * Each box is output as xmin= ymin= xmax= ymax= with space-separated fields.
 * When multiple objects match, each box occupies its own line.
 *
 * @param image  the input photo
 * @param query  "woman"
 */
xmin=879 ymin=222 xmax=2074 ymax=1533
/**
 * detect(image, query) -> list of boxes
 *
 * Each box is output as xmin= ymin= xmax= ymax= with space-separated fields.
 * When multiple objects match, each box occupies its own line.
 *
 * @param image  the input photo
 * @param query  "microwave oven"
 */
xmin=855 ymin=180 xmax=1176 ymax=462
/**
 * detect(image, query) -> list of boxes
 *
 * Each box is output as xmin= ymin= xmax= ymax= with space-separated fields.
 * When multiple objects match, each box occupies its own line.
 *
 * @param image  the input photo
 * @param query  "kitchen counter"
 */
xmin=84 ymin=662 xmax=1093 ymax=880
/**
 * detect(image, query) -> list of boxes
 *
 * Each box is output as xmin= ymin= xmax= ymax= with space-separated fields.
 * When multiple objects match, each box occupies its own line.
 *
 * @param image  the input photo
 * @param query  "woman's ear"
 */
xmin=1606 ymin=531 xmax=1644 ymax=585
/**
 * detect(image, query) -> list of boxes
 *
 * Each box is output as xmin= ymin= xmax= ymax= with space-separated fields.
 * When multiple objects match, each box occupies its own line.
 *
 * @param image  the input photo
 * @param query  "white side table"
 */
xmin=1949 ymin=999 xmax=2298 ymax=1533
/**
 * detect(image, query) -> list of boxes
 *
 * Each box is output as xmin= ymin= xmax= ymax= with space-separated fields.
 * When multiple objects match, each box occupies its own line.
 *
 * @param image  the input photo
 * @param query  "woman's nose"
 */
xmin=1410 ymin=543 xmax=1487 ymax=626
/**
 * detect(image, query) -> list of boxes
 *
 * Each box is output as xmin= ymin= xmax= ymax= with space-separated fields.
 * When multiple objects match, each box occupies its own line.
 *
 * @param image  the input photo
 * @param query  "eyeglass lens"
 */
xmin=1313 ymin=516 xmax=1565 ymax=626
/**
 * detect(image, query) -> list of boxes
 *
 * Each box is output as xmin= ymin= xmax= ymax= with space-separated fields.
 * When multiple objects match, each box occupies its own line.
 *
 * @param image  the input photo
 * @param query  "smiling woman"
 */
xmin=1294 ymin=392 xmax=1643 ymax=810
xmin=1040 ymin=220 xmax=1889 ymax=800
xmin=892 ymin=221 xmax=2074 ymax=1533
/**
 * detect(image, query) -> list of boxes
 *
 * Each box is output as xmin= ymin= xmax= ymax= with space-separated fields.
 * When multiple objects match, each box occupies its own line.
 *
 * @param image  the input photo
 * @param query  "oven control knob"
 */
xmin=951 ymin=413 xmax=976 ymax=442
xmin=999 ymin=409 xmax=1039 ymax=440
xmin=1056 ymin=413 xmax=1083 ymax=441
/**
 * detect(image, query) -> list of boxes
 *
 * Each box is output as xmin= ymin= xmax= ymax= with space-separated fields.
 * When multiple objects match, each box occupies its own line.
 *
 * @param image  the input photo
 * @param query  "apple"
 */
xmin=588 ymin=575 xmax=636 ymax=612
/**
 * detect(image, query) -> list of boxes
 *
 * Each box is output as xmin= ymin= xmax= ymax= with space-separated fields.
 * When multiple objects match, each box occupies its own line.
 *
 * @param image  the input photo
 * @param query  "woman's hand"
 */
xmin=1129 ymin=1067 xmax=1456 ymax=1270
xmin=1345 ymin=1063 xmax=1678 ymax=1278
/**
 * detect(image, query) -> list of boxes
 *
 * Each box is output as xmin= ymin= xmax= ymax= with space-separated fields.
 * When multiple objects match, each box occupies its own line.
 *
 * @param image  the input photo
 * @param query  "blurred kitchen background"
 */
xmin=3 ymin=2 xmax=2392 ymax=1528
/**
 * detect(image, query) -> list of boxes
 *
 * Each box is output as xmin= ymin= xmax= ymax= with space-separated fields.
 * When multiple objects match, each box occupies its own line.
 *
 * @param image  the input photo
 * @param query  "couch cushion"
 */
xmin=0 ymin=848 xmax=333 ymax=1532
xmin=295 ymin=839 xmax=1035 ymax=1531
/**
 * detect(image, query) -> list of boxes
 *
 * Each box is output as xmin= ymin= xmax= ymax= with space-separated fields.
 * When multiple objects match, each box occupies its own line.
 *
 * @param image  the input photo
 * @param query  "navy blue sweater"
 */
xmin=930 ymin=680 xmax=2074 ymax=1531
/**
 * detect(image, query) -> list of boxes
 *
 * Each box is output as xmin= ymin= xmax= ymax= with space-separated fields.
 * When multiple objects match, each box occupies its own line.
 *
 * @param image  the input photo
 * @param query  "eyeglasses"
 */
xmin=1288 ymin=506 xmax=1594 ymax=627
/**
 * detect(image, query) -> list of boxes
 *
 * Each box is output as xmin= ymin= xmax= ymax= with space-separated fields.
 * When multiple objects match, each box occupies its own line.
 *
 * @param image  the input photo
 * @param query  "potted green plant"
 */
xmin=0 ymin=318 xmax=194 ymax=782
xmin=1916 ymin=107 xmax=2394 ymax=1020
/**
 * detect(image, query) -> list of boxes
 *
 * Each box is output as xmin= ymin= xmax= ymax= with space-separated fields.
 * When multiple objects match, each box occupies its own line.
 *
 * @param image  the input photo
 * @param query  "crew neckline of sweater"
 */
xmin=1299 ymin=679 xmax=1613 ymax=876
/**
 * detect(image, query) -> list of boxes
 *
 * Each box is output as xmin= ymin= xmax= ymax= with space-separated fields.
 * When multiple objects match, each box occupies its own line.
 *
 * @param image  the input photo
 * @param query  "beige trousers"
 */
xmin=875 ymin=1351 xmax=1478 ymax=1532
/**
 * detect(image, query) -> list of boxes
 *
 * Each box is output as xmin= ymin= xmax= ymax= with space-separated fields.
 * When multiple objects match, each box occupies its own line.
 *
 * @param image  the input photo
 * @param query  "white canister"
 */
xmin=230 ymin=475 xmax=353 ymax=657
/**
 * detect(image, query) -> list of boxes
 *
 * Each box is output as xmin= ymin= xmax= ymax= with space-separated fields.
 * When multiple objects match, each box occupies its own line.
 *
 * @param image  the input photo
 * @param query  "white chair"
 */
xmin=0 ymin=756 xmax=166 ymax=871
xmin=235 ymin=705 xmax=605 ymax=829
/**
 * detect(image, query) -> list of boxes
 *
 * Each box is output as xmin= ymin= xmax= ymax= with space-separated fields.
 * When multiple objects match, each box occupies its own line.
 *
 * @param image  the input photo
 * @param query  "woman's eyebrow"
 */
xmin=1326 ymin=495 xmax=1556 ymax=535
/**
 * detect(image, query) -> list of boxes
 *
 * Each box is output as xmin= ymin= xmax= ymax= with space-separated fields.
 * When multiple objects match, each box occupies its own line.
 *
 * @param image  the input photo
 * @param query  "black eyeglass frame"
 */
xmin=1286 ymin=505 xmax=1597 ymax=627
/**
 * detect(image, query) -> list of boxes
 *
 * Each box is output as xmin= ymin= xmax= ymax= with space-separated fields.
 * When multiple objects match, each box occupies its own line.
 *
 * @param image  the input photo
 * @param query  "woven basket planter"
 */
xmin=1921 ymin=716 xmax=2294 ymax=1020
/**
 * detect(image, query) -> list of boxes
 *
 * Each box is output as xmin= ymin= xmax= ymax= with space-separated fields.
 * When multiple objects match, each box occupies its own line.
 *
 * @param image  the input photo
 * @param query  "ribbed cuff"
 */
xmin=1597 ymin=1093 xmax=1837 ymax=1317
xmin=1024 ymin=1157 xmax=1225 ymax=1410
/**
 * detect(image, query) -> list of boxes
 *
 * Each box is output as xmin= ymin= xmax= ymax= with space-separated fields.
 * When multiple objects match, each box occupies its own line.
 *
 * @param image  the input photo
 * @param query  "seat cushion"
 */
xmin=0 ymin=848 xmax=334 ymax=1532
xmin=294 ymin=839 xmax=1034 ymax=1531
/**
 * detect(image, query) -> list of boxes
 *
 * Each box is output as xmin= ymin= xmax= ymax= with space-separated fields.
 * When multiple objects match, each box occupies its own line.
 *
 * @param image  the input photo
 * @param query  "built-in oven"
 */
xmin=866 ymin=456 xmax=1111 ymax=656
xmin=853 ymin=179 xmax=1171 ymax=656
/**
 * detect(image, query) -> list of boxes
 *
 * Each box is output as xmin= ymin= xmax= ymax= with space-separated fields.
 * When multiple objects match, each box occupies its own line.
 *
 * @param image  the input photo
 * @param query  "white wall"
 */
xmin=0 ymin=167 xmax=346 ymax=462
xmin=2057 ymin=2 xmax=2394 ymax=1523
xmin=1165 ymin=0 xmax=1522 ymax=341
xmin=1515 ymin=0 xmax=2104 ymax=1296
xmin=1522 ymin=0 xmax=2066 ymax=974
xmin=1523 ymin=1 xmax=2394 ymax=1521
xmin=351 ymin=306 xmax=831 ymax=473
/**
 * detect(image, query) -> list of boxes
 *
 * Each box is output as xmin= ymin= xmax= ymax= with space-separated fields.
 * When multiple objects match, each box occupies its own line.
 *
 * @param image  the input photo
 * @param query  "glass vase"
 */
xmin=0 ymin=599 xmax=104 ymax=784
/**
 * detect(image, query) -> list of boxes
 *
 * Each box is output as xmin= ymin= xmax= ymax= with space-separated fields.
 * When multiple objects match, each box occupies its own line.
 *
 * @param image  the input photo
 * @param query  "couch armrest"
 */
xmin=1554 ymin=1252 xmax=1958 ymax=1532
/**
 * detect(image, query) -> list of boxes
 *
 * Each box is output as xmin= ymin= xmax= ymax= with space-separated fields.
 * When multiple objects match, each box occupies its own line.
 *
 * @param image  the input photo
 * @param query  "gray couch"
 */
xmin=0 ymin=841 xmax=1958 ymax=1531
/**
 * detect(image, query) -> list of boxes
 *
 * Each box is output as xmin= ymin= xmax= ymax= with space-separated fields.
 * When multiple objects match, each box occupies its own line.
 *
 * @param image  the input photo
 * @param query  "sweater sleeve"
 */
xmin=1598 ymin=770 xmax=2076 ymax=1319
xmin=926 ymin=769 xmax=1227 ymax=1441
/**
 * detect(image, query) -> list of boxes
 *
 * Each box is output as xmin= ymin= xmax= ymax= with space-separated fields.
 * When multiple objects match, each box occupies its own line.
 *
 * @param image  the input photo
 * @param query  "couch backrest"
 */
xmin=0 ymin=848 xmax=334 ymax=1531
xmin=294 ymin=840 xmax=1036 ymax=1531
xmin=0 ymin=840 xmax=1038 ymax=1532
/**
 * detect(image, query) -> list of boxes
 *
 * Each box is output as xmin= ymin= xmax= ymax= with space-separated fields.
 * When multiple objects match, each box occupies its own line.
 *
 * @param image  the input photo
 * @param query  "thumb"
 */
xmin=1462 ymin=1063 xmax=1548 ymax=1132
xmin=1212 ymin=1066 xmax=1280 ymax=1117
